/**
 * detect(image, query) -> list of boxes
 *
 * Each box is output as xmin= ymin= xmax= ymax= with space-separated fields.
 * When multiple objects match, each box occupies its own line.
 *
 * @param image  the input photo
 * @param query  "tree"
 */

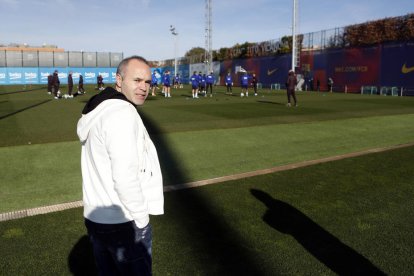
xmin=184 ymin=47 xmax=207 ymax=63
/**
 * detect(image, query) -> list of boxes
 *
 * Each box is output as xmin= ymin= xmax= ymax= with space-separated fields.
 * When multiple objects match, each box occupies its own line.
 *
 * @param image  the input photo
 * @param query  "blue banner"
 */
xmin=0 ymin=67 xmax=118 ymax=85
xmin=0 ymin=68 xmax=7 ymax=84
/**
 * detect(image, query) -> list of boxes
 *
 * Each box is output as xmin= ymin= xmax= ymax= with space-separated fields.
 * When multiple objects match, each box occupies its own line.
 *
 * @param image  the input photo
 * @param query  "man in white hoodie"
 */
xmin=77 ymin=56 xmax=164 ymax=275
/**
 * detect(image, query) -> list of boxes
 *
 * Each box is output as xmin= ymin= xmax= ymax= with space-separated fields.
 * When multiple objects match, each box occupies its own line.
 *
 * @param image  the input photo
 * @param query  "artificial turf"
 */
xmin=1 ymin=145 xmax=413 ymax=275
xmin=1 ymin=85 xmax=414 ymax=212
xmin=1 ymin=84 xmax=414 ymax=274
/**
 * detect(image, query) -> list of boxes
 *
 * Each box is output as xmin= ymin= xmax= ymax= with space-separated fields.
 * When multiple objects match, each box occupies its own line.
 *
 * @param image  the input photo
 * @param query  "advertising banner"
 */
xmin=83 ymin=68 xmax=97 ymax=85
xmin=7 ymin=68 xmax=24 ymax=84
xmin=0 ymin=67 xmax=7 ymax=84
xmin=0 ymin=67 xmax=117 ymax=85
xmin=381 ymin=41 xmax=414 ymax=88
xmin=23 ymin=68 xmax=39 ymax=84
xmin=39 ymin=68 xmax=55 ymax=84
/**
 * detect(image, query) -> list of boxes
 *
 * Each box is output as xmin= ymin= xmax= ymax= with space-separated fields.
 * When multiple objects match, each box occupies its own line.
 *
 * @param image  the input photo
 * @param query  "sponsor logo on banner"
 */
xmin=98 ymin=72 xmax=109 ymax=78
xmin=85 ymin=72 xmax=96 ymax=79
xmin=59 ymin=72 xmax=68 ymax=79
xmin=72 ymin=72 xmax=81 ymax=79
xmin=9 ymin=72 xmax=22 ymax=80
xmin=401 ymin=63 xmax=414 ymax=74
xmin=25 ymin=72 xmax=37 ymax=80
xmin=267 ymin=68 xmax=278 ymax=75
xmin=0 ymin=72 xmax=6 ymax=84
xmin=40 ymin=72 xmax=50 ymax=81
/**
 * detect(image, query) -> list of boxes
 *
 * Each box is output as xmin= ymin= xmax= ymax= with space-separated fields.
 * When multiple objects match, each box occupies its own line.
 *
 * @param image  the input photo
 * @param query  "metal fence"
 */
xmin=0 ymin=51 xmax=123 ymax=67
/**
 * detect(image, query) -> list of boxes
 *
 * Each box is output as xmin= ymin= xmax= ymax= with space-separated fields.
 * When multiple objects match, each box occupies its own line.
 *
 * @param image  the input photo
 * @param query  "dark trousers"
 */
xmin=85 ymin=219 xmax=152 ymax=276
xmin=287 ymin=89 xmax=297 ymax=105
xmin=206 ymin=83 xmax=213 ymax=94
xmin=226 ymin=84 xmax=232 ymax=92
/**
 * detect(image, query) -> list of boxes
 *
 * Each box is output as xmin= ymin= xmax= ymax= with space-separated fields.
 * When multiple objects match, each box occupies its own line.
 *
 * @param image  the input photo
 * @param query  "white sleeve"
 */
xmin=103 ymin=106 xmax=149 ymax=227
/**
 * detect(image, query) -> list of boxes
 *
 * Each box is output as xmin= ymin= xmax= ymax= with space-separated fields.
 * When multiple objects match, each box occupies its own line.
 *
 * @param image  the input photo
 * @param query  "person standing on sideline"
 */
xmin=328 ymin=77 xmax=334 ymax=92
xmin=251 ymin=73 xmax=258 ymax=96
xmin=197 ymin=71 xmax=203 ymax=96
xmin=286 ymin=70 xmax=298 ymax=107
xmin=47 ymin=73 xmax=53 ymax=94
xmin=200 ymin=73 xmax=207 ymax=96
xmin=206 ymin=71 xmax=215 ymax=97
xmin=77 ymin=56 xmax=164 ymax=276
xmin=52 ymin=70 xmax=60 ymax=99
xmin=97 ymin=74 xmax=104 ymax=91
xmin=67 ymin=71 xmax=74 ymax=98
xmin=225 ymin=72 xmax=233 ymax=94
xmin=178 ymin=74 xmax=183 ymax=88
xmin=190 ymin=71 xmax=199 ymax=98
xmin=163 ymin=70 xmax=171 ymax=97
xmin=78 ymin=74 xmax=84 ymax=95
xmin=151 ymin=71 xmax=159 ymax=96
xmin=240 ymin=72 xmax=249 ymax=97
xmin=173 ymin=74 xmax=180 ymax=89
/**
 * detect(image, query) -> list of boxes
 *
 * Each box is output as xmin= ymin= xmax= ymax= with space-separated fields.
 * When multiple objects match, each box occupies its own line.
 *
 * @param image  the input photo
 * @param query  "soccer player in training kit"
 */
xmin=173 ymin=74 xmax=181 ymax=89
xmin=67 ymin=71 xmax=74 ymax=98
xmin=251 ymin=73 xmax=258 ymax=96
xmin=190 ymin=71 xmax=199 ymax=98
xmin=197 ymin=72 xmax=203 ymax=96
xmin=286 ymin=70 xmax=298 ymax=107
xmin=206 ymin=71 xmax=215 ymax=97
xmin=151 ymin=71 xmax=159 ymax=96
xmin=240 ymin=72 xmax=249 ymax=97
xmin=163 ymin=70 xmax=171 ymax=97
xmin=225 ymin=72 xmax=233 ymax=94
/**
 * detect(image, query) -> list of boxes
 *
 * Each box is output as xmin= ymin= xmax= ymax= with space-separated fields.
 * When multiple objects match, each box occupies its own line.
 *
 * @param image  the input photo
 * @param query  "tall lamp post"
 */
xmin=169 ymin=25 xmax=178 ymax=76
xmin=291 ymin=0 xmax=298 ymax=72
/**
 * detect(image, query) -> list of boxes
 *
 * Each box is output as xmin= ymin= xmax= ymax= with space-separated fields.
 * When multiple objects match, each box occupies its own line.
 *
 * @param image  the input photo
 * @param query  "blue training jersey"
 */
xmin=225 ymin=75 xmax=232 ymax=85
xmin=152 ymin=74 xmax=158 ymax=84
xmin=206 ymin=74 xmax=215 ymax=84
xmin=164 ymin=74 xmax=170 ymax=85
xmin=190 ymin=74 xmax=199 ymax=87
xmin=241 ymin=75 xmax=249 ymax=86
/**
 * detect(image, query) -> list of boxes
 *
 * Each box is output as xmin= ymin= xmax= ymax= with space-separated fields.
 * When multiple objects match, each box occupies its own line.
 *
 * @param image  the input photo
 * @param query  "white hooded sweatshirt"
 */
xmin=77 ymin=88 xmax=163 ymax=228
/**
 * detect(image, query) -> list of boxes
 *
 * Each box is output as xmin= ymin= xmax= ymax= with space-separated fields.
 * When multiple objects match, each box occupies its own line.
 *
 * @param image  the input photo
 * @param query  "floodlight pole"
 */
xmin=169 ymin=25 xmax=178 ymax=76
xmin=204 ymin=0 xmax=213 ymax=74
xmin=291 ymin=0 xmax=298 ymax=72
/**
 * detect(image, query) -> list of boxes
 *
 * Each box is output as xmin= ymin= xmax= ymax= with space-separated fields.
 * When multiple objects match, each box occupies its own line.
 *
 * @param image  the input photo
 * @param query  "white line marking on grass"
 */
xmin=1 ymin=142 xmax=413 ymax=222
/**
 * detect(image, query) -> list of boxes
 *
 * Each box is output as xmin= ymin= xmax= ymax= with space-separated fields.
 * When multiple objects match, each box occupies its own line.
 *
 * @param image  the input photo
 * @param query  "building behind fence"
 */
xmin=0 ymin=45 xmax=123 ymax=85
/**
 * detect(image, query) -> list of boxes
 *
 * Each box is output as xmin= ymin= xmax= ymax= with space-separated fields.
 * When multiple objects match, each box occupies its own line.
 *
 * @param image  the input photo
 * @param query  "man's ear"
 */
xmin=115 ymin=73 xmax=122 ymax=89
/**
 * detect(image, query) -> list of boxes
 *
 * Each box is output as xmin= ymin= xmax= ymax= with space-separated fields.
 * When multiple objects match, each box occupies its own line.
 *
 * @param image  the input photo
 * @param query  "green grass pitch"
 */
xmin=1 ymin=84 xmax=414 ymax=274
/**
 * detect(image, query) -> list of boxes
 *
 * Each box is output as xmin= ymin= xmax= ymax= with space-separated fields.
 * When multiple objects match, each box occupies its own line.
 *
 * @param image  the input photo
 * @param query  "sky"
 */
xmin=0 ymin=0 xmax=412 ymax=61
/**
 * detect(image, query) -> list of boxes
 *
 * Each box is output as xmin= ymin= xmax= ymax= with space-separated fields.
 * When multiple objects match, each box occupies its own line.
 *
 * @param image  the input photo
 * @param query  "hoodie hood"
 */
xmin=77 ymin=87 xmax=133 ymax=143
xmin=82 ymin=86 xmax=132 ymax=115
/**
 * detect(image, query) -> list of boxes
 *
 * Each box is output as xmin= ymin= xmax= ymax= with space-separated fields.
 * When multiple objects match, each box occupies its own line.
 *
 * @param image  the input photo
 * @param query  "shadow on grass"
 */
xmin=0 ymin=87 xmax=45 ymax=95
xmin=257 ymin=100 xmax=284 ymax=105
xmin=68 ymin=235 xmax=97 ymax=275
xmin=0 ymin=99 xmax=52 ymax=120
xmin=142 ymin=111 xmax=262 ymax=274
xmin=251 ymin=189 xmax=386 ymax=275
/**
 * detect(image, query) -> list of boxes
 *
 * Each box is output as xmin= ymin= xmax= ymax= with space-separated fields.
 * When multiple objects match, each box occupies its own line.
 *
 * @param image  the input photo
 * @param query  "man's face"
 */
xmin=116 ymin=59 xmax=151 ymax=105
